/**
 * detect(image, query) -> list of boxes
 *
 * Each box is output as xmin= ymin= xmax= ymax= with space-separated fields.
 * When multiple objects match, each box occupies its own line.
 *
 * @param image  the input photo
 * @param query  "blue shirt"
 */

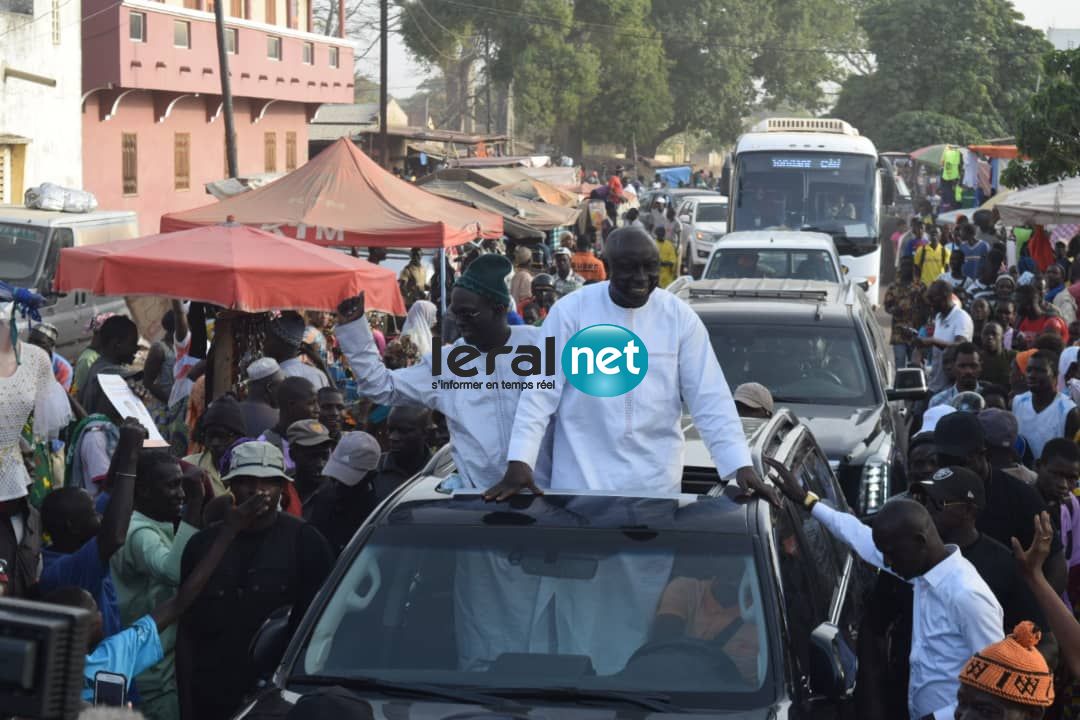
xmin=81 ymin=615 xmax=163 ymax=702
xmin=41 ymin=538 xmax=122 ymax=637
xmin=961 ymin=240 xmax=990 ymax=279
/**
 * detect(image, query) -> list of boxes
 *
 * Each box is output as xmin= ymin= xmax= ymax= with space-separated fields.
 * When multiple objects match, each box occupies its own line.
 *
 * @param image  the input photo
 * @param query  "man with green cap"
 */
xmin=336 ymin=253 xmax=551 ymax=491
xmin=336 ymin=253 xmax=552 ymax=672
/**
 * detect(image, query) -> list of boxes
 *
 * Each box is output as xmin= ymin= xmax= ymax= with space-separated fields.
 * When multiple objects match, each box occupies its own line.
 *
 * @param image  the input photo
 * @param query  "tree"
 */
xmin=832 ymin=0 xmax=1050 ymax=147
xmin=876 ymin=111 xmax=984 ymax=152
xmin=646 ymin=0 xmax=860 ymax=155
xmin=1007 ymin=48 xmax=1080 ymax=186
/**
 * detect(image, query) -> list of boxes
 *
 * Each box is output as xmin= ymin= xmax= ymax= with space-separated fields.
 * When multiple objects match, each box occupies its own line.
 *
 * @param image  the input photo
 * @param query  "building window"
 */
xmin=185 ymin=0 xmax=198 ymax=8
xmin=265 ymin=0 xmax=276 ymax=24
xmin=173 ymin=20 xmax=190 ymax=48
xmin=129 ymin=12 xmax=146 ymax=42
xmin=302 ymin=42 xmax=313 ymax=64
xmin=51 ymin=0 xmax=60 ymax=44
xmin=225 ymin=27 xmax=238 ymax=53
xmin=328 ymin=46 xmax=339 ymax=68
xmin=122 ymin=133 xmax=138 ymax=196
xmin=230 ymin=0 xmax=243 ymax=17
xmin=285 ymin=132 xmax=297 ymax=171
xmin=267 ymin=35 xmax=282 ymax=60
xmin=174 ymin=133 xmax=191 ymax=190
xmin=264 ymin=132 xmax=277 ymax=173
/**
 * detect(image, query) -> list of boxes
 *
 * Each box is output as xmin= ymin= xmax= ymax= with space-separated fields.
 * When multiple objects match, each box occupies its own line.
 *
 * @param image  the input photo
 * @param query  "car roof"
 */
xmin=712 ymin=231 xmax=837 ymax=251
xmin=0 ymin=206 xmax=137 ymax=226
xmin=679 ymin=278 xmax=859 ymax=326
xmin=370 ymin=413 xmax=801 ymax=537
xmin=692 ymin=196 xmax=729 ymax=205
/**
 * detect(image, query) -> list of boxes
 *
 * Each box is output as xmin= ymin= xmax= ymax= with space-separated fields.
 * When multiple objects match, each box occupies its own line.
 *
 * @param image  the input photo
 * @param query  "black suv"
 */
xmin=236 ymin=411 xmax=868 ymax=719
xmin=679 ymin=278 xmax=926 ymax=514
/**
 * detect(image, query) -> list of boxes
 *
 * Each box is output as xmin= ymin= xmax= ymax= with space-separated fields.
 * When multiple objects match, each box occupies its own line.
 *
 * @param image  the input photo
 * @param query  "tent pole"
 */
xmin=440 ymin=248 xmax=448 ymax=343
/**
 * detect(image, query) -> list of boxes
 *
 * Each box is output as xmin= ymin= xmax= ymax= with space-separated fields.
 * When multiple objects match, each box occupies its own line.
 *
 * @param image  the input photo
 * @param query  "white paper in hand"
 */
xmin=96 ymin=374 xmax=169 ymax=447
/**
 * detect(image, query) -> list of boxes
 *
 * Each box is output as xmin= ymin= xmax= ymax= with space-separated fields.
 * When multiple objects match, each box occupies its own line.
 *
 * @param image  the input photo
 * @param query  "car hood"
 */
xmin=682 ymin=404 xmax=882 ymax=468
xmin=242 ymin=690 xmax=787 ymax=720
xmin=790 ymin=403 xmax=883 ymax=463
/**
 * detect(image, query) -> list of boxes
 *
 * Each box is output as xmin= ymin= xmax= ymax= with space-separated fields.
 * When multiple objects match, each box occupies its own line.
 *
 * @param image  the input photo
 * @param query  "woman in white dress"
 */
xmin=0 ymin=302 xmax=73 ymax=504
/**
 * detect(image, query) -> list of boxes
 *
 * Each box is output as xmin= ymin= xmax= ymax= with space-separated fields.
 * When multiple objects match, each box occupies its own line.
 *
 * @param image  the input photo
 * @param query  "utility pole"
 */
xmin=378 ymin=0 xmax=389 ymax=169
xmin=214 ymin=0 xmax=238 ymax=178
xmin=485 ymin=29 xmax=492 ymax=134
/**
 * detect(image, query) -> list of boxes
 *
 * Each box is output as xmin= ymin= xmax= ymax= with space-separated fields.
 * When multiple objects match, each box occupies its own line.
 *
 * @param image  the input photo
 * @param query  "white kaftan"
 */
xmin=0 ymin=342 xmax=73 ymax=501
xmin=336 ymin=318 xmax=554 ymax=671
xmin=507 ymin=282 xmax=752 ymax=493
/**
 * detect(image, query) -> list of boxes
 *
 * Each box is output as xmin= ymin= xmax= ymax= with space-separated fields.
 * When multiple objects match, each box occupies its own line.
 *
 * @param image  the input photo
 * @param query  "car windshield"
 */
xmin=695 ymin=203 xmax=728 ymax=222
xmin=294 ymin=522 xmax=773 ymax=710
xmin=705 ymin=249 xmax=838 ymax=282
xmin=0 ymin=223 xmax=48 ymax=285
xmin=733 ymin=152 xmax=876 ymax=246
xmin=708 ymin=323 xmax=877 ymax=406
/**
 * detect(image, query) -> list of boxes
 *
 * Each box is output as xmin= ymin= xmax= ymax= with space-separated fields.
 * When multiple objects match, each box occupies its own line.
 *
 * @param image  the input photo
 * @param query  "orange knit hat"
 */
xmin=959 ymin=621 xmax=1054 ymax=708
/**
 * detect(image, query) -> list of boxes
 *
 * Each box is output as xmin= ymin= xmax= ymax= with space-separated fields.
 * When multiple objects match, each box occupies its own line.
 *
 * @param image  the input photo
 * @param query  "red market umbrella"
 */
xmin=55 ymin=224 xmax=406 ymax=315
xmin=160 ymin=138 xmax=504 ymax=248
xmin=910 ymin=144 xmax=949 ymax=166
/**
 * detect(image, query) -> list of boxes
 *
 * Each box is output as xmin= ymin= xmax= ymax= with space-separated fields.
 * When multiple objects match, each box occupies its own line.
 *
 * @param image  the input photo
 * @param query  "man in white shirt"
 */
xmin=488 ymin=226 xmax=772 ymax=500
xmin=906 ymin=280 xmax=974 ymax=394
xmin=767 ymin=459 xmax=1003 ymax=720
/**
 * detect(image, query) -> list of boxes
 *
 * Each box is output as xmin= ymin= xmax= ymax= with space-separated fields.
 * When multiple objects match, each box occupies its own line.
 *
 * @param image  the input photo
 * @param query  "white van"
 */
xmin=0 ymin=206 xmax=139 ymax=355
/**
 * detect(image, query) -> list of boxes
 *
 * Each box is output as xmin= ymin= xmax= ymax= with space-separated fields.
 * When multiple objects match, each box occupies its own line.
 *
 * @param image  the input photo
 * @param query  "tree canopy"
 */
xmin=876 ymin=112 xmax=984 ymax=153
xmin=831 ymin=0 xmax=1050 ymax=149
xmin=395 ymin=0 xmax=860 ymax=154
xmin=1004 ymin=48 xmax=1080 ymax=187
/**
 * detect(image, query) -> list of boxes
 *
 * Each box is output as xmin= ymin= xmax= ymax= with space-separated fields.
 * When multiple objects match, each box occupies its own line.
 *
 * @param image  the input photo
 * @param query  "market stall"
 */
xmin=56 ymin=223 xmax=406 ymax=398
xmin=160 ymin=138 xmax=504 ymax=248
xmin=996 ymin=177 xmax=1080 ymax=227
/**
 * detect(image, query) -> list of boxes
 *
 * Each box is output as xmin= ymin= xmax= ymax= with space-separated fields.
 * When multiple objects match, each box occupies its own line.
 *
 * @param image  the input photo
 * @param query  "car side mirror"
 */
xmin=808 ymin=622 xmax=855 ymax=700
xmin=249 ymin=605 xmax=292 ymax=681
xmin=887 ymin=367 xmax=928 ymax=401
xmin=880 ymin=168 xmax=896 ymax=206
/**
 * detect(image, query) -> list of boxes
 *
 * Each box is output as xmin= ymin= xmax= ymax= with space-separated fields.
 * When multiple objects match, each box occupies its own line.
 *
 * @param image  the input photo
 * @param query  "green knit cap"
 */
xmin=455 ymin=253 xmax=512 ymax=307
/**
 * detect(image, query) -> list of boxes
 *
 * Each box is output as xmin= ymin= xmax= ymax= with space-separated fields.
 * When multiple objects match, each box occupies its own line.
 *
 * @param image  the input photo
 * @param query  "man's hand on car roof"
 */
xmin=484 ymin=461 xmax=545 ymax=502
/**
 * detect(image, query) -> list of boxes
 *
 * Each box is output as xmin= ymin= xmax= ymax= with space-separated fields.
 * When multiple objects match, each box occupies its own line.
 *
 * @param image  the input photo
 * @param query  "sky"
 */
xmin=363 ymin=0 xmax=1080 ymax=101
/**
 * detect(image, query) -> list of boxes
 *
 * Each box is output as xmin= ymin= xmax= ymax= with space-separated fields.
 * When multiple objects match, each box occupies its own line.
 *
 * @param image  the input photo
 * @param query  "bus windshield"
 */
xmin=733 ymin=152 xmax=877 ymax=252
xmin=0 ymin=223 xmax=48 ymax=286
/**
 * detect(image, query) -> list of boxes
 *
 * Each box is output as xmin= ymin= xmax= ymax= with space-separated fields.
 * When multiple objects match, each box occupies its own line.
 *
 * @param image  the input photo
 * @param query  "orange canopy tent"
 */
xmin=55 ymin=224 xmax=406 ymax=315
xmin=160 ymin=138 xmax=503 ymax=248
xmin=967 ymin=145 xmax=1022 ymax=160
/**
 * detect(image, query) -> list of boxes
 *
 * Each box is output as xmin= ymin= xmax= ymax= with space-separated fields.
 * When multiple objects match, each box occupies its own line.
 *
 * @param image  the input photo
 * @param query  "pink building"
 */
xmin=81 ymin=0 xmax=354 ymax=231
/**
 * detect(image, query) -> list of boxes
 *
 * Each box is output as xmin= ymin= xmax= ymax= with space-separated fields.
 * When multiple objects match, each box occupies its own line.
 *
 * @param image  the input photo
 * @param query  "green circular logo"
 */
xmin=561 ymin=324 xmax=649 ymax=397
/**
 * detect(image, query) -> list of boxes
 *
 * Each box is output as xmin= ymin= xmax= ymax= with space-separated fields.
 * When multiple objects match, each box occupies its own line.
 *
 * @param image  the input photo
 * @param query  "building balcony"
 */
xmin=83 ymin=0 xmax=354 ymax=105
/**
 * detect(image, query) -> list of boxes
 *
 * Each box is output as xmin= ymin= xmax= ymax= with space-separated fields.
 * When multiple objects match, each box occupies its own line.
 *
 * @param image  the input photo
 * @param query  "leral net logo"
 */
xmin=562 ymin=324 xmax=648 ymax=397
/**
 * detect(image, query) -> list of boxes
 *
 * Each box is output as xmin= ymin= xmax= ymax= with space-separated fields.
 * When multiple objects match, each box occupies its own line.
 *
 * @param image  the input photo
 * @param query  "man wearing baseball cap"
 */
xmin=934 ymin=412 xmax=1067 ymax=594
xmin=733 ymin=383 xmax=773 ymax=419
xmin=304 ymin=431 xmax=382 ymax=557
xmin=286 ymin=419 xmax=334 ymax=504
xmin=178 ymin=441 xmax=332 ymax=720
xmin=553 ymin=246 xmax=584 ymax=298
xmin=913 ymin=467 xmax=1049 ymax=643
xmin=240 ymin=357 xmax=283 ymax=439
xmin=979 ymin=408 xmax=1036 ymax=484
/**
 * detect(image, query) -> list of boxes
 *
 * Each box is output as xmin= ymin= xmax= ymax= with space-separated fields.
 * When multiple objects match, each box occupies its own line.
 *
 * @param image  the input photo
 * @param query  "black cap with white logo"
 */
xmin=917 ymin=466 xmax=986 ymax=510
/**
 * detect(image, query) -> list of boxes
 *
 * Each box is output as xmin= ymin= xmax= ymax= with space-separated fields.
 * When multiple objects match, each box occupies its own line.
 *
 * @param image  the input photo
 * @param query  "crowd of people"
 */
xmin=3 ymin=171 xmax=1080 ymax=720
xmin=877 ymin=205 xmax=1080 ymax=718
